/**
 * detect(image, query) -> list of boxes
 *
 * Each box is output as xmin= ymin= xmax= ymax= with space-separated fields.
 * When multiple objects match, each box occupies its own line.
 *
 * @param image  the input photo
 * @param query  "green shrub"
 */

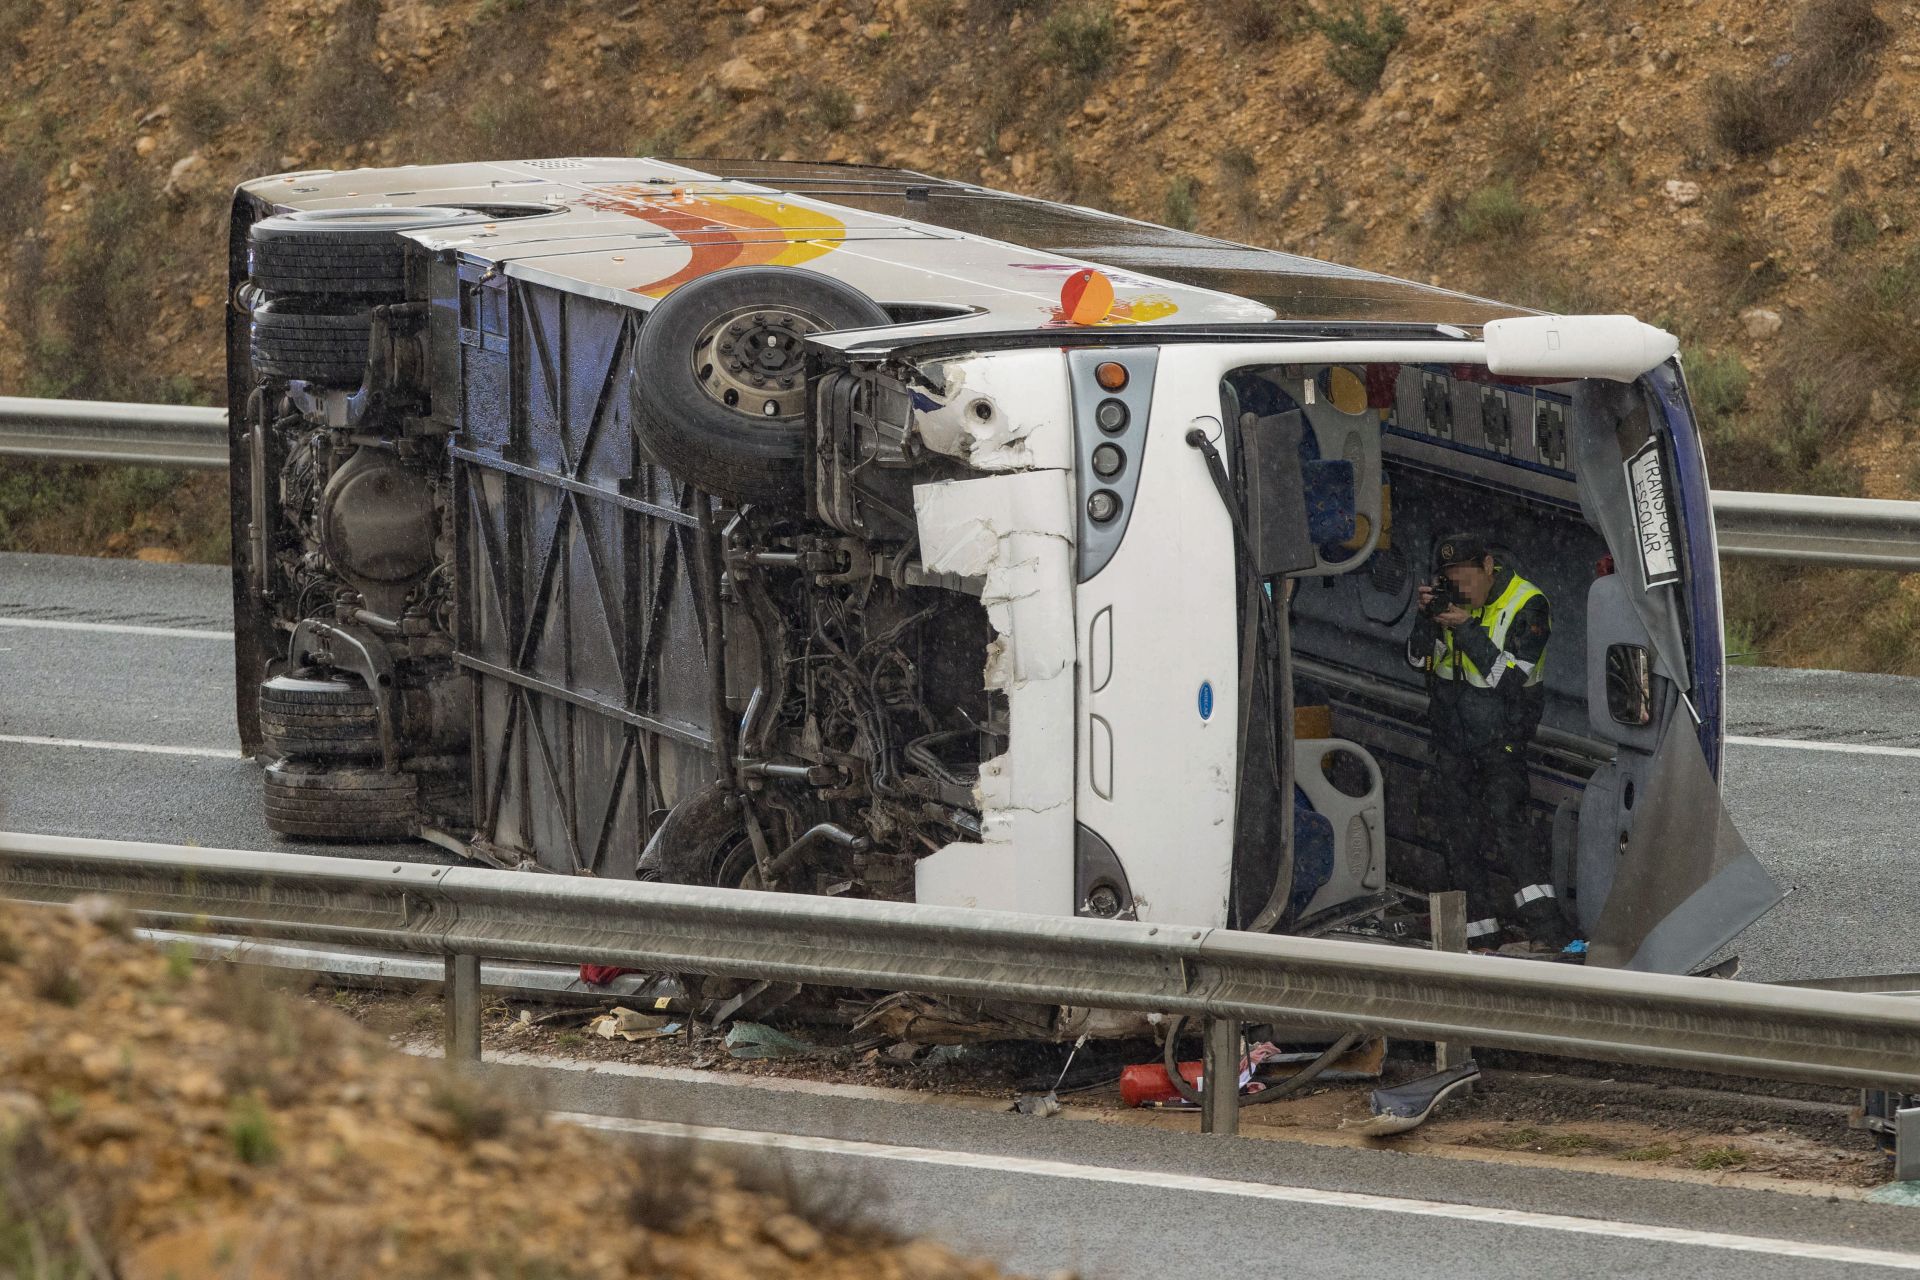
xmin=1831 ymin=203 xmax=1879 ymax=252
xmin=1682 ymin=347 xmax=1750 ymax=438
xmin=1445 ymin=180 xmax=1535 ymax=244
xmin=1313 ymin=3 xmax=1407 ymax=93
xmin=1164 ymin=176 xmax=1198 ymax=231
xmin=808 ymin=85 xmax=857 ymax=132
xmin=1043 ymin=3 xmax=1120 ymax=77
xmin=228 ymin=1095 xmax=279 ymax=1166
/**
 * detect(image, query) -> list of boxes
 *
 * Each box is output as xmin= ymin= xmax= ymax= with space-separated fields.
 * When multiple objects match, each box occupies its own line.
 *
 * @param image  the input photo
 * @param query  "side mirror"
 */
xmin=1239 ymin=410 xmax=1317 ymax=577
xmin=1605 ymin=643 xmax=1654 ymax=726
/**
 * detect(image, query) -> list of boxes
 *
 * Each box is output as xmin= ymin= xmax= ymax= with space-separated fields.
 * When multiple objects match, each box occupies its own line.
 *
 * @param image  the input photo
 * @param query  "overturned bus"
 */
xmin=225 ymin=157 xmax=1777 ymax=983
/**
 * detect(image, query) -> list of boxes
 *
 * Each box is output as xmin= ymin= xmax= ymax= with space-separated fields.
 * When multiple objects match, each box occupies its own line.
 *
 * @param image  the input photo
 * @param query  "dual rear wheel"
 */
xmin=258 ymin=672 xmax=414 ymax=841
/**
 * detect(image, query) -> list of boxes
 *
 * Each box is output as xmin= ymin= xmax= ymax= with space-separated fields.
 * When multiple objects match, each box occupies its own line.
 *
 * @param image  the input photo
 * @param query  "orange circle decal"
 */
xmin=1060 ymin=268 xmax=1116 ymax=325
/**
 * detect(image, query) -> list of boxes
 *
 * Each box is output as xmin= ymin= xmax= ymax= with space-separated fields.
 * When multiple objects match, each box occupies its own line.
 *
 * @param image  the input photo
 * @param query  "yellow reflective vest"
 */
xmin=1431 ymin=573 xmax=1547 ymax=689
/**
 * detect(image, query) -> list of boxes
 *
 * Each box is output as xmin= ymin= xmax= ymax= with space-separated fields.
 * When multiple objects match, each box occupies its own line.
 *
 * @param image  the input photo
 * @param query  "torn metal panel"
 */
xmin=911 ymin=350 xmax=1074 ymax=472
xmin=912 ymin=470 xmax=1077 ymax=916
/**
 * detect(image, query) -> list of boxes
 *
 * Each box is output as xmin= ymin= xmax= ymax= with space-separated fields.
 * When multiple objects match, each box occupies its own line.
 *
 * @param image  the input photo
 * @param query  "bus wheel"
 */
xmin=249 ymin=206 xmax=484 ymax=299
xmin=263 ymin=759 xmax=416 ymax=841
xmin=258 ymin=672 xmax=381 ymax=759
xmin=631 ymin=266 xmax=890 ymax=504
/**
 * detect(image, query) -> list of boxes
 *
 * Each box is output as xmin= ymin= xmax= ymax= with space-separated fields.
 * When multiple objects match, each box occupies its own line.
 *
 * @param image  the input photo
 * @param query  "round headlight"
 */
xmin=1091 ymin=442 xmax=1125 ymax=479
xmin=1088 ymin=490 xmax=1121 ymax=524
xmin=1095 ymin=399 xmax=1129 ymax=433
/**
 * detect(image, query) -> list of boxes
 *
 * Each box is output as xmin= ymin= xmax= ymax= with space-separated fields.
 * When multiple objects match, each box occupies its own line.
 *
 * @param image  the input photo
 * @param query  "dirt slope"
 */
xmin=2 ymin=0 xmax=1917 ymax=668
xmin=0 ymin=894 xmax=1018 ymax=1278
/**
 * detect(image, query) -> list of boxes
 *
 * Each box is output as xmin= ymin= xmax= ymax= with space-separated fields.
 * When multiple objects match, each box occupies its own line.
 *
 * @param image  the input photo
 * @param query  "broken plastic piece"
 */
xmin=724 ymin=1021 xmax=821 ymax=1060
xmin=588 ymin=1007 xmax=679 ymax=1042
xmin=1349 ymin=1060 xmax=1480 ymax=1137
xmin=579 ymin=964 xmax=637 ymax=986
xmin=1011 ymin=1092 xmax=1062 ymax=1117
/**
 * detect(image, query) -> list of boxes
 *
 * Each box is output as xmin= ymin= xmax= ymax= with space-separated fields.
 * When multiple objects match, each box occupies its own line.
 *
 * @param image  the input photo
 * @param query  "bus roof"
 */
xmin=240 ymin=156 xmax=1530 ymax=337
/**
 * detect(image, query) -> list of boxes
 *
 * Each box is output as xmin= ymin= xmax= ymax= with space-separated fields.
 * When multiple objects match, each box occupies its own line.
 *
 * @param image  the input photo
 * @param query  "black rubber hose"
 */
xmin=1161 ymin=1016 xmax=1361 ymax=1108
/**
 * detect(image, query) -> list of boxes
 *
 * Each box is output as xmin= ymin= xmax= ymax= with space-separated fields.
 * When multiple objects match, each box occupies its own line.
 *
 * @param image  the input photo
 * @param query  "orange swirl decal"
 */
xmin=581 ymin=185 xmax=842 ymax=298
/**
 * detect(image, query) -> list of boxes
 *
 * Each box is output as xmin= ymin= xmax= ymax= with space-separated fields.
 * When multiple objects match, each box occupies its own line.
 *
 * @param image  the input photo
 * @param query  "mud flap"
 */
xmin=1586 ymin=719 xmax=1783 ymax=972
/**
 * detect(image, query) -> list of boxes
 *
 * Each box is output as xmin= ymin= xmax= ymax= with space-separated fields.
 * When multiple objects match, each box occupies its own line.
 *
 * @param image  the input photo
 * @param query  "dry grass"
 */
xmin=1698 ymin=183 xmax=1789 ymax=308
xmin=1706 ymin=0 xmax=1888 ymax=156
xmin=1214 ymin=0 xmax=1311 ymax=42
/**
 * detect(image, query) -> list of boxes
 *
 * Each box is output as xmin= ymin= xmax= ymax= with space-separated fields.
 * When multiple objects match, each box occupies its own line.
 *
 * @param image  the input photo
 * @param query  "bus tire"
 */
xmin=263 ymin=759 xmax=416 ymax=841
xmin=631 ymin=266 xmax=891 ymax=503
xmin=248 ymin=207 xmax=483 ymax=299
xmin=258 ymin=672 xmax=381 ymax=759
xmin=250 ymin=306 xmax=372 ymax=386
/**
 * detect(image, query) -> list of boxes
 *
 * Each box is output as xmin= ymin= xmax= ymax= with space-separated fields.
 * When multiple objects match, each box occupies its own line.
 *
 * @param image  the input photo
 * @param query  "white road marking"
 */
xmin=1728 ymin=734 xmax=1920 ymax=760
xmin=563 ymin=1114 xmax=1920 ymax=1272
xmin=0 ymin=733 xmax=242 ymax=759
xmin=0 ymin=616 xmax=228 ymax=640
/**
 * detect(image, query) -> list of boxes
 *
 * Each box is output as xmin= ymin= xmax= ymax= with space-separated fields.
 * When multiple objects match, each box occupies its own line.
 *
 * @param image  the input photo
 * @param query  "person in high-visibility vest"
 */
xmin=1408 ymin=532 xmax=1572 ymax=951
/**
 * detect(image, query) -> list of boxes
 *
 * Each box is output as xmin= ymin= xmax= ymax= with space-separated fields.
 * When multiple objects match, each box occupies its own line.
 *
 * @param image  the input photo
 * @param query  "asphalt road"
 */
xmin=7 ymin=550 xmax=1920 ymax=1278
xmin=478 ymin=1053 xmax=1920 ymax=1280
xmin=2 ymin=550 xmax=1917 ymax=981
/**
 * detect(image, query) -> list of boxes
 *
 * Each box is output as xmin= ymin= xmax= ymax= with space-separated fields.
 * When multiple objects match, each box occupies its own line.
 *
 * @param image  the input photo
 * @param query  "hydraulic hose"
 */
xmin=1161 ymin=1015 xmax=1361 ymax=1108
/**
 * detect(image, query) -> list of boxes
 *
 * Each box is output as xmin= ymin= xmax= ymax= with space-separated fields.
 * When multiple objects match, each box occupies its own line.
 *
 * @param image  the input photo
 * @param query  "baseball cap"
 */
xmin=1434 ymin=533 xmax=1490 ymax=568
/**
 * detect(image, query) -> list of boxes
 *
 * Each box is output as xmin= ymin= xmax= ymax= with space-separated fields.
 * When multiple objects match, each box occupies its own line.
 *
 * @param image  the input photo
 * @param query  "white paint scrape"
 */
xmin=912 ymin=470 xmax=1076 ymax=916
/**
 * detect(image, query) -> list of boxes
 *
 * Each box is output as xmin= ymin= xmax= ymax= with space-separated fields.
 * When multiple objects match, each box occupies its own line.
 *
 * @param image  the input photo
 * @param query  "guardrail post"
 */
xmin=1431 ymin=891 xmax=1473 ymax=1074
xmin=445 ymin=953 xmax=481 ymax=1066
xmin=1200 ymin=1017 xmax=1240 ymax=1136
xmin=1898 ymin=1106 xmax=1920 ymax=1183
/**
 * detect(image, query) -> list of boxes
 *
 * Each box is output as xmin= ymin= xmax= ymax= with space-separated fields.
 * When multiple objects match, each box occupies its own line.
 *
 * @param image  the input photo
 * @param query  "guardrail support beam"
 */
xmin=1431 ymin=890 xmax=1473 ymax=1074
xmin=1898 ymin=1107 xmax=1920 ymax=1184
xmin=446 ymin=953 xmax=482 ymax=1066
xmin=1200 ymin=1017 xmax=1240 ymax=1136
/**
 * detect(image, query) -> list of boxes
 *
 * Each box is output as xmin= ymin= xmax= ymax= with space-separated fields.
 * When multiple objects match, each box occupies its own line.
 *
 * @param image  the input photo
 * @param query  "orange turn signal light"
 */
xmin=1095 ymin=361 xmax=1129 ymax=391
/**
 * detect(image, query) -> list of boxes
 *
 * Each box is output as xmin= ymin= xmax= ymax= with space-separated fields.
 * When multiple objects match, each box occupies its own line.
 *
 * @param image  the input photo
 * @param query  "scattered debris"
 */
xmin=724 ymin=1022 xmax=823 ymax=1061
xmin=588 ymin=1007 xmax=680 ymax=1042
xmin=578 ymin=964 xmax=636 ymax=986
xmin=1350 ymin=1060 xmax=1482 ymax=1137
xmin=1011 ymin=1092 xmax=1062 ymax=1117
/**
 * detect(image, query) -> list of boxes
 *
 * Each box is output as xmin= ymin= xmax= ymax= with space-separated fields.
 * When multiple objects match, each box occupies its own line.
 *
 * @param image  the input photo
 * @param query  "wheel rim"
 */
xmin=691 ymin=303 xmax=823 ymax=422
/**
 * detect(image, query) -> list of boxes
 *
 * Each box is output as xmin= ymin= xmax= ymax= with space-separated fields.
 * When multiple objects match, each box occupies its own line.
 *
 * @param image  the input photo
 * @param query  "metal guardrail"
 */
xmin=0 ymin=396 xmax=227 ymax=469
xmin=5 ymin=832 xmax=1920 ymax=1139
xmin=4 ymin=397 xmax=1919 ymax=572
xmin=1710 ymin=490 xmax=1920 ymax=572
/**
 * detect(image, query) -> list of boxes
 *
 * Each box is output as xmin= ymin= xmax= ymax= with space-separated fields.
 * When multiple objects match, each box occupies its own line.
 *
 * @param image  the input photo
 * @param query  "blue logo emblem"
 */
xmin=1198 ymin=680 xmax=1215 ymax=722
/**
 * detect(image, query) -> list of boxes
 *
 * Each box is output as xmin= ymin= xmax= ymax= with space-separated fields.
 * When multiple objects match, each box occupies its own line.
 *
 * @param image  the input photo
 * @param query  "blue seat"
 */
xmin=1290 ymin=785 xmax=1337 ymax=917
xmin=1302 ymin=458 xmax=1356 ymax=548
xmin=1297 ymin=420 xmax=1357 ymax=550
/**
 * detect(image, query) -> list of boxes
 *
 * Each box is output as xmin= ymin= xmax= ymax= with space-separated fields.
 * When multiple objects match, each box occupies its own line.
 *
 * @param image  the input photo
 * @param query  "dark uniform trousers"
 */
xmin=1426 ymin=742 xmax=1551 ymax=930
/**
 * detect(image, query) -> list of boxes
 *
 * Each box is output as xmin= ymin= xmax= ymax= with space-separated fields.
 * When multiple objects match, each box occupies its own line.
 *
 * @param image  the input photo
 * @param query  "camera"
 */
xmin=1420 ymin=575 xmax=1466 ymax=619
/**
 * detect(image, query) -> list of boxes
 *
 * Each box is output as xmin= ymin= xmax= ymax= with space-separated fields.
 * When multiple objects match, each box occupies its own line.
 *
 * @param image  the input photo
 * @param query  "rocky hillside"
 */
xmin=0 ymin=893 xmax=1016 ymax=1278
xmin=2 ymin=0 xmax=1917 ymax=668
